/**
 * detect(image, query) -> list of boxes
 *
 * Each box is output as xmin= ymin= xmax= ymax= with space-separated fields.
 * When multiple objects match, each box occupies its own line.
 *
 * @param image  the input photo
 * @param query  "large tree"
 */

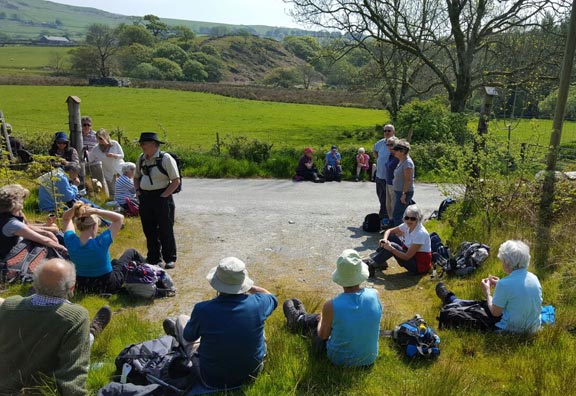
xmin=85 ymin=23 xmax=119 ymax=77
xmin=287 ymin=0 xmax=570 ymax=112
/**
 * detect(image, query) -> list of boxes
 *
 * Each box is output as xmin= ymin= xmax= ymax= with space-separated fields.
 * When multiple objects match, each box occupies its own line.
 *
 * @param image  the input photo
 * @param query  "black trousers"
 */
xmin=139 ymin=189 xmax=177 ymax=264
xmin=76 ymin=248 xmax=145 ymax=294
xmin=375 ymin=177 xmax=388 ymax=219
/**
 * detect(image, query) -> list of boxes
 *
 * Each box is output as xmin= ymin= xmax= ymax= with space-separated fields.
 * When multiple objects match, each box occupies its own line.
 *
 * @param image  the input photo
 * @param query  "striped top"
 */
xmin=114 ymin=175 xmax=136 ymax=206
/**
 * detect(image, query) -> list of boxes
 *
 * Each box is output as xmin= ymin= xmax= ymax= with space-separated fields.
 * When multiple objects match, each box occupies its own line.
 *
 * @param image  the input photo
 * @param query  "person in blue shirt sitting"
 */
xmin=436 ymin=240 xmax=542 ymax=334
xmin=324 ymin=145 xmax=342 ymax=182
xmin=61 ymin=202 xmax=144 ymax=294
xmin=162 ymin=257 xmax=277 ymax=390
xmin=283 ymin=249 xmax=382 ymax=367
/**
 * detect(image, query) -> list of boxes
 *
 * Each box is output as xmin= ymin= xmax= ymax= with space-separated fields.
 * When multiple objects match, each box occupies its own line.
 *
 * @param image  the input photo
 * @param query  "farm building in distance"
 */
xmin=37 ymin=36 xmax=73 ymax=45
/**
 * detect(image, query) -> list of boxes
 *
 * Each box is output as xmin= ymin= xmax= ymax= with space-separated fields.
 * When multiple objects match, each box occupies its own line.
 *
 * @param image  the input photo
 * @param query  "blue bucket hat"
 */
xmin=54 ymin=131 xmax=69 ymax=142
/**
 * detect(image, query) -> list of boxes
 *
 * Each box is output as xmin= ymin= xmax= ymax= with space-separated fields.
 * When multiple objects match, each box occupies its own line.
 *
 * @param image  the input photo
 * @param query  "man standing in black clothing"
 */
xmin=134 ymin=132 xmax=180 ymax=269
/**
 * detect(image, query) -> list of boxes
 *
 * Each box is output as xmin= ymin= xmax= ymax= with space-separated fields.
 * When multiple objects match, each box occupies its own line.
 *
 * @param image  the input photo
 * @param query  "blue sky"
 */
xmin=51 ymin=0 xmax=301 ymax=28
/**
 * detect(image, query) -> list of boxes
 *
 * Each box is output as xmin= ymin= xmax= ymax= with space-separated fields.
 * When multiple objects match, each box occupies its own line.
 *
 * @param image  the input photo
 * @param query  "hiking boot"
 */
xmin=292 ymin=298 xmax=307 ymax=315
xmin=435 ymin=282 xmax=455 ymax=305
xmin=90 ymin=306 xmax=112 ymax=339
xmin=165 ymin=261 xmax=176 ymax=270
xmin=283 ymin=299 xmax=304 ymax=331
xmin=368 ymin=264 xmax=376 ymax=279
xmin=163 ymin=318 xmax=177 ymax=337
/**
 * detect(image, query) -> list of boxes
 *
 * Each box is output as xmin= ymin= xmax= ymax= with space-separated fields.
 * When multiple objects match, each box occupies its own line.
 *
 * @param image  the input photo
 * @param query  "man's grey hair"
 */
xmin=122 ymin=162 xmax=136 ymax=175
xmin=497 ymin=240 xmax=531 ymax=270
xmin=384 ymin=124 xmax=395 ymax=132
xmin=33 ymin=259 xmax=76 ymax=299
xmin=404 ymin=204 xmax=424 ymax=224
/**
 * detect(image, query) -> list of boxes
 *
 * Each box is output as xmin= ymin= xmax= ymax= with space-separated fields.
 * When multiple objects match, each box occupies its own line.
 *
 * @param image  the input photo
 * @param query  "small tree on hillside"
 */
xmin=85 ymin=23 xmax=119 ymax=77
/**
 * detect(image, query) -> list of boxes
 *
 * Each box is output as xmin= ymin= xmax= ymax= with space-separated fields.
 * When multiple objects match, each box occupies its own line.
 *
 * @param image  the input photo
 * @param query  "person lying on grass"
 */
xmin=436 ymin=240 xmax=542 ymax=333
xmin=283 ymin=249 xmax=382 ymax=367
xmin=364 ymin=204 xmax=432 ymax=277
xmin=62 ymin=202 xmax=145 ymax=294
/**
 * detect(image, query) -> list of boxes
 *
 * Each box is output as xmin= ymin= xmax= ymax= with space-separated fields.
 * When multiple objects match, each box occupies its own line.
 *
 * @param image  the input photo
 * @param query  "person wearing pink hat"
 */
xmin=295 ymin=147 xmax=324 ymax=182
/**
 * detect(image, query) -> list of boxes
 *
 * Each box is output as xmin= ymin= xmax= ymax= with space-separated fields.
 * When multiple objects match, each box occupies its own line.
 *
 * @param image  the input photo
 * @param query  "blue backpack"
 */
xmin=392 ymin=315 xmax=440 ymax=358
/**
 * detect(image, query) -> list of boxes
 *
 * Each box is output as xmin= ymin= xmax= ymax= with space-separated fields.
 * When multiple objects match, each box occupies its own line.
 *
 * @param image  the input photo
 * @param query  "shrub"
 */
xmin=182 ymin=60 xmax=208 ymax=82
xmin=130 ymin=63 xmax=163 ymax=80
xmin=152 ymin=43 xmax=189 ymax=67
xmin=151 ymin=58 xmax=184 ymax=81
xmin=222 ymin=135 xmax=273 ymax=163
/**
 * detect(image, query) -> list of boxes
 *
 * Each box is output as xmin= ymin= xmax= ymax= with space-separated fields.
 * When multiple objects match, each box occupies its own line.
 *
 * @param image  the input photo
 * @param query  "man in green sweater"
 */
xmin=0 ymin=258 xmax=112 ymax=396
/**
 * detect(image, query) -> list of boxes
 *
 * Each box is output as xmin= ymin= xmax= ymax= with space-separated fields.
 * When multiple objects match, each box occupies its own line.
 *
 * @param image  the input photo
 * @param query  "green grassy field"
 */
xmin=1 ymin=85 xmax=387 ymax=149
xmin=0 ymin=46 xmax=70 ymax=75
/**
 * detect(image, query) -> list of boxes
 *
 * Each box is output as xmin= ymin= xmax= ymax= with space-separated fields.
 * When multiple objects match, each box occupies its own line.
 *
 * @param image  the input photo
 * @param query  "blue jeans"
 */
xmin=392 ymin=191 xmax=414 ymax=227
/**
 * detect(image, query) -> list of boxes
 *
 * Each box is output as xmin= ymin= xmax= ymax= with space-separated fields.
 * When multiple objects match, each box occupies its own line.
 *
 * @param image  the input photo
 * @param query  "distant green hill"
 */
xmin=0 ymin=0 xmax=324 ymax=41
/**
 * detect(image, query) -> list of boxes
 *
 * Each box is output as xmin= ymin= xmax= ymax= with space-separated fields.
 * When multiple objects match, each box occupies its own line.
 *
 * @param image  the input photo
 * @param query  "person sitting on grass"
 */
xmin=62 ymin=202 xmax=144 ymax=294
xmin=436 ymin=240 xmax=542 ymax=334
xmin=114 ymin=162 xmax=138 ymax=213
xmin=0 ymin=184 xmax=67 ymax=263
xmin=162 ymin=257 xmax=277 ymax=390
xmin=48 ymin=132 xmax=79 ymax=166
xmin=364 ymin=204 xmax=432 ymax=277
xmin=295 ymin=147 xmax=324 ymax=182
xmin=0 ymin=258 xmax=112 ymax=396
xmin=283 ymin=249 xmax=382 ymax=367
xmin=324 ymin=144 xmax=342 ymax=182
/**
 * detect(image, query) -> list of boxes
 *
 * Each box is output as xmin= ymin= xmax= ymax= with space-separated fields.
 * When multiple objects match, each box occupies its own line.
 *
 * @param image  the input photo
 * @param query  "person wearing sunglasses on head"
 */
xmin=364 ymin=204 xmax=432 ymax=277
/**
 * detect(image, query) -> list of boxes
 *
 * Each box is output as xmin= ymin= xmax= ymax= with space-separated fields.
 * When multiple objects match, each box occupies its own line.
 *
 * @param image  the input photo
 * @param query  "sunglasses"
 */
xmin=386 ymin=143 xmax=394 ymax=146
xmin=392 ymin=146 xmax=407 ymax=151
xmin=404 ymin=216 xmax=417 ymax=221
xmin=384 ymin=129 xmax=393 ymax=132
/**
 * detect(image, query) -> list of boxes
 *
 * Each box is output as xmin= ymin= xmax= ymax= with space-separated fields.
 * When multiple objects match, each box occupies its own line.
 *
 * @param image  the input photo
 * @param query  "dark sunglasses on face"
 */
xmin=404 ymin=216 xmax=417 ymax=221
xmin=392 ymin=146 xmax=405 ymax=151
xmin=384 ymin=129 xmax=393 ymax=132
xmin=82 ymin=124 xmax=91 ymax=127
xmin=386 ymin=143 xmax=394 ymax=146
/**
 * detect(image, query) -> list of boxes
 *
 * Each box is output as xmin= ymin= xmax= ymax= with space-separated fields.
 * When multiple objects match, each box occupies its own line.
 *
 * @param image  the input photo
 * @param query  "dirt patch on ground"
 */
xmin=141 ymin=179 xmax=446 ymax=320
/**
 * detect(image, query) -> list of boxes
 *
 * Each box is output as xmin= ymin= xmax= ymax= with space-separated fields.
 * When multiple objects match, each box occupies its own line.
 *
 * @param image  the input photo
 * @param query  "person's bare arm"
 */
xmin=317 ymin=299 xmax=334 ymax=340
xmin=160 ymin=178 xmax=180 ymax=198
xmin=247 ymin=285 xmax=272 ymax=295
xmin=381 ymin=225 xmax=402 ymax=242
xmin=86 ymin=208 xmax=124 ymax=239
xmin=400 ymin=167 xmax=413 ymax=204
xmin=481 ymin=278 xmax=503 ymax=317
xmin=383 ymin=241 xmax=421 ymax=260
xmin=15 ymin=226 xmax=67 ymax=253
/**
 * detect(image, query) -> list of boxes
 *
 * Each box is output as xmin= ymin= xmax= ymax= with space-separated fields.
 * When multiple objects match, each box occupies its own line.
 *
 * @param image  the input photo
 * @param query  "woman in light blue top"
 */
xmin=283 ymin=249 xmax=382 ymax=367
xmin=391 ymin=139 xmax=415 ymax=226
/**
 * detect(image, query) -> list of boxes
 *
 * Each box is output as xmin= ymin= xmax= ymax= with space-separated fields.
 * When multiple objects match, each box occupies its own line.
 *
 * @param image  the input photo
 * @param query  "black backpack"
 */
xmin=392 ymin=315 xmax=440 ymax=358
xmin=438 ymin=300 xmax=500 ymax=331
xmin=362 ymin=213 xmax=381 ymax=232
xmin=430 ymin=232 xmax=451 ymax=278
xmin=428 ymin=197 xmax=456 ymax=220
xmin=115 ymin=336 xmax=194 ymax=394
xmin=433 ymin=240 xmax=490 ymax=278
xmin=139 ymin=152 xmax=183 ymax=193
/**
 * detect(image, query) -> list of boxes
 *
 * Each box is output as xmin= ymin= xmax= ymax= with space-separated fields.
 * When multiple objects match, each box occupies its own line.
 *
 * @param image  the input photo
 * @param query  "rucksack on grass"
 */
xmin=362 ymin=213 xmax=381 ymax=233
xmin=432 ymin=238 xmax=490 ymax=278
xmin=392 ymin=315 xmax=440 ymax=358
xmin=115 ymin=335 xmax=194 ymax=394
xmin=1 ymin=240 xmax=64 ymax=283
xmin=124 ymin=263 xmax=176 ymax=299
xmin=138 ymin=151 xmax=183 ymax=193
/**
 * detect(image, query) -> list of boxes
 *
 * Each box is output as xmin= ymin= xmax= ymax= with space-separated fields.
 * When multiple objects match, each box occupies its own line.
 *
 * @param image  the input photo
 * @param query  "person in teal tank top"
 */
xmin=283 ymin=249 xmax=382 ymax=367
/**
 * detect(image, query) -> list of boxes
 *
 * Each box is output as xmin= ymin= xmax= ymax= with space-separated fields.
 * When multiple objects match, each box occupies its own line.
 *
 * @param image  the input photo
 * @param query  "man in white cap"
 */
xmin=163 ymin=257 xmax=277 ymax=389
xmin=283 ymin=249 xmax=382 ymax=367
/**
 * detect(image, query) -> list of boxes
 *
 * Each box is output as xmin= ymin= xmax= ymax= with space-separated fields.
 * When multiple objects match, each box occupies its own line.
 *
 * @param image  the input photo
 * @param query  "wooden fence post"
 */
xmin=66 ymin=96 xmax=82 ymax=155
xmin=0 ymin=111 xmax=14 ymax=161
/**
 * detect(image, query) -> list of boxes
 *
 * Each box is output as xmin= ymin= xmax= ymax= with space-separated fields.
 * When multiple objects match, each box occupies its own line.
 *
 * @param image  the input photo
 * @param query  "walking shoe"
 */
xmin=90 ymin=306 xmax=112 ymax=339
xmin=163 ymin=318 xmax=177 ymax=337
xmin=435 ymin=282 xmax=455 ymax=305
xmin=165 ymin=261 xmax=176 ymax=269
xmin=292 ymin=298 xmax=307 ymax=315
xmin=283 ymin=299 xmax=304 ymax=331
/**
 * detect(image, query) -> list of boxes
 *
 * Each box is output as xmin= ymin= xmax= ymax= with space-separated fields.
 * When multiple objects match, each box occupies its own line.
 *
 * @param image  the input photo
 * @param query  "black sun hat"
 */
xmin=138 ymin=132 xmax=165 ymax=144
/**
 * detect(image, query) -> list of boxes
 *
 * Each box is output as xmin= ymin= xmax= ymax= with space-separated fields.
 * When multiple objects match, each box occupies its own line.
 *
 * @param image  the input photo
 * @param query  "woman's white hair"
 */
xmin=404 ymin=204 xmax=424 ymax=224
xmin=122 ymin=162 xmax=136 ymax=175
xmin=497 ymin=240 xmax=531 ymax=270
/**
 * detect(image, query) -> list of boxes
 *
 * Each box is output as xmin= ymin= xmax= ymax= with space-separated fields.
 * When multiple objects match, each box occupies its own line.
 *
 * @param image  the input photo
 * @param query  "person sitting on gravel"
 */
xmin=283 ymin=249 xmax=382 ymax=367
xmin=0 ymin=258 xmax=112 ymax=396
xmin=62 ymin=202 xmax=144 ymax=294
xmin=435 ymin=240 xmax=542 ymax=333
xmin=162 ymin=257 xmax=278 ymax=390
xmin=295 ymin=147 xmax=324 ymax=182
xmin=364 ymin=204 xmax=432 ymax=277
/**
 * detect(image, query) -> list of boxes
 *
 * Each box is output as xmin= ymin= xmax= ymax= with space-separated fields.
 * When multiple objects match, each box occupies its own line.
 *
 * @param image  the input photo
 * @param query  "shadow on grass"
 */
xmin=369 ymin=271 xmax=423 ymax=290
